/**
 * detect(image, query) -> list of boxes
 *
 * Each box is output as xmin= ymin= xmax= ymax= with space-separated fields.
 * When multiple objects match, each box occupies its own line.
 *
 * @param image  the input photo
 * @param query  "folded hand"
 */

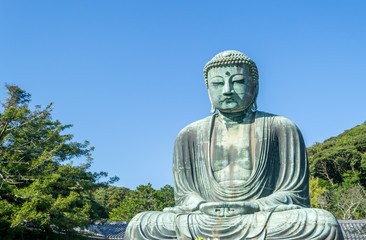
xmin=199 ymin=202 xmax=259 ymax=217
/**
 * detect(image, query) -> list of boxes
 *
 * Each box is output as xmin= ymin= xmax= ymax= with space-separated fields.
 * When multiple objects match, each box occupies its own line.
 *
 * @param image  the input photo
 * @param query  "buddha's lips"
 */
xmin=221 ymin=98 xmax=234 ymax=102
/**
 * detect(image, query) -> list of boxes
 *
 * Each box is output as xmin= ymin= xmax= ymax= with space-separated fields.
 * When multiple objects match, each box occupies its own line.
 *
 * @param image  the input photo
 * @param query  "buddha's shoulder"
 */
xmin=256 ymin=111 xmax=299 ymax=130
xmin=176 ymin=116 xmax=212 ymax=138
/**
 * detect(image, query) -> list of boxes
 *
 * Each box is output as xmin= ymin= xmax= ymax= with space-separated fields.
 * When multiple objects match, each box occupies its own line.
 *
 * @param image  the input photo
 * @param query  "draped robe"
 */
xmin=125 ymin=111 xmax=344 ymax=240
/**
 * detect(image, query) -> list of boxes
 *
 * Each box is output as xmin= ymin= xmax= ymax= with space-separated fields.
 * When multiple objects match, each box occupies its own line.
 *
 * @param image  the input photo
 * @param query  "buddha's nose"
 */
xmin=223 ymin=82 xmax=233 ymax=95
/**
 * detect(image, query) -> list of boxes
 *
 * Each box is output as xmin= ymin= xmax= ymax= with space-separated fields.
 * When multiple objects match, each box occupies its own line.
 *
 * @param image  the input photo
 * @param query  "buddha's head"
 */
xmin=203 ymin=50 xmax=259 ymax=113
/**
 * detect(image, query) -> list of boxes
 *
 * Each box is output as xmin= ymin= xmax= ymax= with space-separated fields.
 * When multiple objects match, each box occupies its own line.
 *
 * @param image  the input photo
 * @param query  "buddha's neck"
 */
xmin=218 ymin=108 xmax=253 ymax=124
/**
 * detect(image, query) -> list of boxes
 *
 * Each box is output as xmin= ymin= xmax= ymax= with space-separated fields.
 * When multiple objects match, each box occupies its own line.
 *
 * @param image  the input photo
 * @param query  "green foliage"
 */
xmin=316 ymin=183 xmax=366 ymax=220
xmin=105 ymin=186 xmax=130 ymax=210
xmin=0 ymin=85 xmax=117 ymax=238
xmin=309 ymin=177 xmax=327 ymax=208
xmin=155 ymin=184 xmax=175 ymax=210
xmin=308 ymin=122 xmax=366 ymax=187
xmin=307 ymin=122 xmax=366 ymax=219
xmin=109 ymin=183 xmax=175 ymax=221
xmin=90 ymin=185 xmax=130 ymax=218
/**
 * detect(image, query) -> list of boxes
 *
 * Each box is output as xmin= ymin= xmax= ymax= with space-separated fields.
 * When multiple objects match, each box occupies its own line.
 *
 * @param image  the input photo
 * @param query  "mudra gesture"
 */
xmin=125 ymin=50 xmax=344 ymax=240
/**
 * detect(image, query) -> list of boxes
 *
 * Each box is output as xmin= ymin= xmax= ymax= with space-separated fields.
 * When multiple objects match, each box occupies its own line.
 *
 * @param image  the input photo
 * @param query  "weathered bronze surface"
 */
xmin=125 ymin=50 xmax=344 ymax=240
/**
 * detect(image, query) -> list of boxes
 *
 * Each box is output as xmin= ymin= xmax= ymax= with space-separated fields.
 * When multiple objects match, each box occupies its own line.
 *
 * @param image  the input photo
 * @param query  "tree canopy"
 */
xmin=0 ymin=85 xmax=118 ymax=239
xmin=308 ymin=122 xmax=366 ymax=219
xmin=308 ymin=122 xmax=366 ymax=187
xmin=109 ymin=183 xmax=174 ymax=221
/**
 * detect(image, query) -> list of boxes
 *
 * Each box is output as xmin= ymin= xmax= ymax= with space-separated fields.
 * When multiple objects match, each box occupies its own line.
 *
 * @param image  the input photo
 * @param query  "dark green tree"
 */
xmin=108 ymin=183 xmax=174 ymax=221
xmin=91 ymin=185 xmax=130 ymax=218
xmin=307 ymin=122 xmax=366 ymax=219
xmin=155 ymin=184 xmax=175 ymax=210
xmin=0 ymin=85 xmax=117 ymax=239
xmin=308 ymin=122 xmax=366 ymax=187
xmin=105 ymin=186 xmax=131 ymax=210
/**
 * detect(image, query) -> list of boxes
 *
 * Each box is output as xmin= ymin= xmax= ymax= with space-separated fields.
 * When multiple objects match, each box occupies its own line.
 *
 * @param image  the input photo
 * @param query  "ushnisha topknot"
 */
xmin=203 ymin=50 xmax=259 ymax=87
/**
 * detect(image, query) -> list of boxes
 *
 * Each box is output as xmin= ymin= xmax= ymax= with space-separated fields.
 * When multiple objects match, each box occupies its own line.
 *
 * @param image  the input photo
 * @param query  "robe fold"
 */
xmin=125 ymin=112 xmax=344 ymax=240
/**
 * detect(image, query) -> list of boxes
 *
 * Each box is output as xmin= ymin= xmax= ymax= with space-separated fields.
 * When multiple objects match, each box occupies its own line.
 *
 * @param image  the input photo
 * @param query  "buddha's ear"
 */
xmin=211 ymin=105 xmax=217 ymax=114
xmin=207 ymin=90 xmax=216 ymax=114
xmin=251 ymin=100 xmax=258 ymax=111
xmin=251 ymin=83 xmax=259 ymax=111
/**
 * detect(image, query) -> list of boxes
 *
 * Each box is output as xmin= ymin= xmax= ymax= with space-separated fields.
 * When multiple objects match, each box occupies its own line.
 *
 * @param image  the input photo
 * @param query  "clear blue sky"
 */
xmin=0 ymin=1 xmax=365 ymax=189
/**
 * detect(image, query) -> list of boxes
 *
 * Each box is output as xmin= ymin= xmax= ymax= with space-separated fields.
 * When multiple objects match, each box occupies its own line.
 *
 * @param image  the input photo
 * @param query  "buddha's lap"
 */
xmin=128 ymin=207 xmax=338 ymax=230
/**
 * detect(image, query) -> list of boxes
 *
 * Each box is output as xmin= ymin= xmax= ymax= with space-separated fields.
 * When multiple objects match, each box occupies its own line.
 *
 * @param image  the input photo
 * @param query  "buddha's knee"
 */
xmin=127 ymin=211 xmax=161 ymax=229
xmin=304 ymin=208 xmax=343 ymax=239
xmin=269 ymin=208 xmax=339 ymax=226
xmin=317 ymin=209 xmax=338 ymax=221
xmin=126 ymin=211 xmax=178 ymax=240
xmin=304 ymin=208 xmax=339 ymax=225
xmin=125 ymin=212 xmax=145 ymax=239
xmin=266 ymin=208 xmax=343 ymax=239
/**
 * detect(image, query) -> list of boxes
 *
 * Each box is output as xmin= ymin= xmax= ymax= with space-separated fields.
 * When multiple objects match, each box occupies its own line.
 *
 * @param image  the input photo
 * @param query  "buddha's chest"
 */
xmin=211 ymin=122 xmax=253 ymax=185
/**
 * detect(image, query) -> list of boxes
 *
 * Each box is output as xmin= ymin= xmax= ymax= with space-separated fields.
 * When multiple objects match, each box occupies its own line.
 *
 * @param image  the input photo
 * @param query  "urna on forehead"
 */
xmin=203 ymin=50 xmax=259 ymax=86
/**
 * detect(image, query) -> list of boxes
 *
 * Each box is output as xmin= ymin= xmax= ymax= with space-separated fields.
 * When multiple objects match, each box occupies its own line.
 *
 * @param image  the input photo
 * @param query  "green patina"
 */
xmin=125 ymin=50 xmax=344 ymax=240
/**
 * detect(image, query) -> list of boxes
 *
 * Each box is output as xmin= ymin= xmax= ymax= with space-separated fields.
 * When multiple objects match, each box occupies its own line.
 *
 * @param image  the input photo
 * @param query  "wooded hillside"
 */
xmin=308 ymin=122 xmax=366 ymax=219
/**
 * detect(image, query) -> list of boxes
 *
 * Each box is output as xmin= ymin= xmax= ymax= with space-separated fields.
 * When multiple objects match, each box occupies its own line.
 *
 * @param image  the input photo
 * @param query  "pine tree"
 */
xmin=0 ymin=85 xmax=117 ymax=239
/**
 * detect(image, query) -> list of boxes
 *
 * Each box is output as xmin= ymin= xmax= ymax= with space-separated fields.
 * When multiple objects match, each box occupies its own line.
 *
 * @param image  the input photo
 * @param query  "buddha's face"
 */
xmin=207 ymin=65 xmax=255 ymax=113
